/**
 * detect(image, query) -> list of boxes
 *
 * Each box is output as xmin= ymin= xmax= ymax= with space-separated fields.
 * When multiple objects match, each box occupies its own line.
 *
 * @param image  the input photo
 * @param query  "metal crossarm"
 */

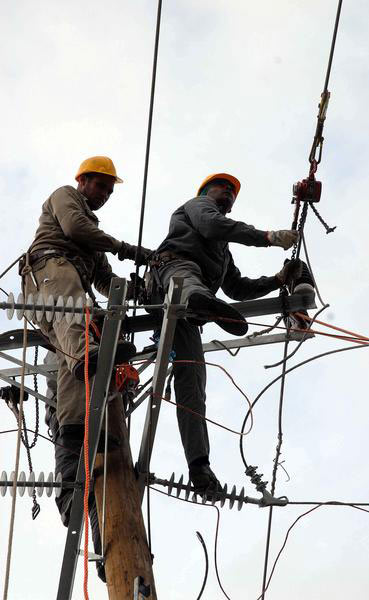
xmin=136 ymin=276 xmax=184 ymax=501
xmin=56 ymin=277 xmax=128 ymax=600
xmin=0 ymin=291 xmax=316 ymax=351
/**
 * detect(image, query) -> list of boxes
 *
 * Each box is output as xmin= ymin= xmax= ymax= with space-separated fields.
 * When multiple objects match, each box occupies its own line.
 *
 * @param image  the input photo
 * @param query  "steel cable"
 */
xmin=2 ymin=315 xmax=28 ymax=600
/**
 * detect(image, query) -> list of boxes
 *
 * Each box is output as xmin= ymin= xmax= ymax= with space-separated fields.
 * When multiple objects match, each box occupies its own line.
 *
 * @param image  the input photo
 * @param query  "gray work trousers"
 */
xmin=159 ymin=259 xmax=210 ymax=465
xmin=24 ymin=257 xmax=98 ymax=427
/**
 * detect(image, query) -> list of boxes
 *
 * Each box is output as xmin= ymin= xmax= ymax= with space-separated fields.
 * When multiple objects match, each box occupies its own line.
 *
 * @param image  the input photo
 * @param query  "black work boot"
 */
xmin=189 ymin=459 xmax=222 ymax=500
xmin=187 ymin=293 xmax=248 ymax=336
xmin=72 ymin=340 xmax=137 ymax=381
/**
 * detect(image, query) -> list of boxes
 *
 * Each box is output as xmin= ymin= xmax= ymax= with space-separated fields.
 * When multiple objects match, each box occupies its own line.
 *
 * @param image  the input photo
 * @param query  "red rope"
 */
xmin=83 ymin=308 xmax=91 ymax=600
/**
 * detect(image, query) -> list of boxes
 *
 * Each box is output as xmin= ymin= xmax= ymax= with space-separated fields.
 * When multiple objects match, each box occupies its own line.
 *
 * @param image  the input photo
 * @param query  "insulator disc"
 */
xmin=237 ymin=487 xmax=245 ymax=511
xmin=55 ymin=472 xmax=63 ymax=498
xmin=74 ymin=297 xmax=85 ymax=325
xmin=46 ymin=472 xmax=54 ymax=497
xmin=220 ymin=484 xmax=227 ymax=508
xmin=176 ymin=475 xmax=183 ymax=498
xmin=0 ymin=471 xmax=8 ymax=497
xmin=168 ymin=472 xmax=175 ymax=495
xmin=65 ymin=296 xmax=75 ymax=325
xmin=184 ymin=480 xmax=192 ymax=501
xmin=35 ymin=293 xmax=45 ymax=322
xmin=37 ymin=471 xmax=45 ymax=497
xmin=17 ymin=471 xmax=27 ymax=497
xmin=25 ymin=293 xmax=35 ymax=321
xmin=45 ymin=295 xmax=55 ymax=322
xmin=9 ymin=471 xmax=16 ymax=497
xmin=7 ymin=293 xmax=15 ymax=320
xmin=16 ymin=293 xmax=24 ymax=320
xmin=28 ymin=472 xmax=36 ymax=497
xmin=229 ymin=485 xmax=236 ymax=510
xmin=55 ymin=296 xmax=65 ymax=322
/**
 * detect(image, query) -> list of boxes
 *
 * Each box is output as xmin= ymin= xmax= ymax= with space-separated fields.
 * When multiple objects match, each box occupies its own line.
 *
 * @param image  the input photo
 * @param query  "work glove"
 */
xmin=267 ymin=230 xmax=299 ymax=250
xmin=118 ymin=242 xmax=152 ymax=266
xmin=275 ymin=258 xmax=303 ymax=286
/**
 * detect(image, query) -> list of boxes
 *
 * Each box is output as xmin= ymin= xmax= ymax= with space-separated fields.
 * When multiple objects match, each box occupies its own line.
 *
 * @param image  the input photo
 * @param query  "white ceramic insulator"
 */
xmin=7 ymin=293 xmax=15 ymax=320
xmin=55 ymin=472 xmax=63 ymax=498
xmin=9 ymin=471 xmax=16 ymax=497
xmin=45 ymin=294 xmax=55 ymax=322
xmin=46 ymin=472 xmax=54 ymax=497
xmin=25 ymin=293 xmax=35 ymax=321
xmin=65 ymin=296 xmax=75 ymax=325
xmin=28 ymin=472 xmax=36 ymax=497
xmin=55 ymin=296 xmax=65 ymax=323
xmin=18 ymin=471 xmax=26 ymax=497
xmin=35 ymin=293 xmax=45 ymax=322
xmin=37 ymin=471 xmax=45 ymax=497
xmin=0 ymin=471 xmax=7 ymax=497
xmin=74 ymin=296 xmax=85 ymax=325
xmin=16 ymin=293 xmax=24 ymax=320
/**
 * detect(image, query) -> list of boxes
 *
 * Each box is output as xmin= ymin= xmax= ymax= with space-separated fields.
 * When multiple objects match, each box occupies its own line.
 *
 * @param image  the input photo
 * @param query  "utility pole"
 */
xmin=94 ymin=394 xmax=156 ymax=600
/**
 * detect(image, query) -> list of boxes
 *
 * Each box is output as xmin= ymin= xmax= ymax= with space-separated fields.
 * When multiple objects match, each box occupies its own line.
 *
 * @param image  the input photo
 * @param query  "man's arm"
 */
xmin=93 ymin=253 xmax=117 ymax=298
xmin=221 ymin=251 xmax=280 ymax=301
xmin=49 ymin=186 xmax=121 ymax=254
xmin=184 ymin=196 xmax=270 ymax=247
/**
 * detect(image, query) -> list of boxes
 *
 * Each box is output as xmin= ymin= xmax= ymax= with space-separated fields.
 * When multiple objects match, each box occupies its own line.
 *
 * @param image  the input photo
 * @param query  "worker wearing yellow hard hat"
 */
xmin=23 ymin=156 xmax=153 ymax=561
xmin=75 ymin=155 xmax=124 ymax=183
xmin=150 ymin=172 xmax=301 ymax=497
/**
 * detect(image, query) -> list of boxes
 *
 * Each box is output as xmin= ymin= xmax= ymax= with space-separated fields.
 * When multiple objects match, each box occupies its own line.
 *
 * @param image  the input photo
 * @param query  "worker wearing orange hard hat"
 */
xmin=151 ymin=173 xmax=301 ymax=497
xmin=22 ymin=156 xmax=153 ymax=532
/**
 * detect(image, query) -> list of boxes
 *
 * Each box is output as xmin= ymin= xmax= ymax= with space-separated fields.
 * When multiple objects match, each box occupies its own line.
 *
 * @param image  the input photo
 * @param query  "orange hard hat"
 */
xmin=197 ymin=173 xmax=241 ymax=197
xmin=75 ymin=156 xmax=123 ymax=183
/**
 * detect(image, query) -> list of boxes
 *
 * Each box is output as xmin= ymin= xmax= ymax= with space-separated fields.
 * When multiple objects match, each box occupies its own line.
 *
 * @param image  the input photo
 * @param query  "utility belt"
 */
xmin=142 ymin=251 xmax=183 ymax=306
xmin=149 ymin=250 xmax=182 ymax=269
xmin=19 ymin=249 xmax=97 ymax=303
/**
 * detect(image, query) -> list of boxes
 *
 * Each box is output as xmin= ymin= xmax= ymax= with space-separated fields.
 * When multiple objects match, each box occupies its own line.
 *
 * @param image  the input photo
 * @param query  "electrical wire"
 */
xmin=149 ymin=486 xmax=231 ymax=600
xmin=264 ymin=304 xmax=329 ymax=369
xmin=240 ymin=341 xmax=369 ymax=471
xmin=174 ymin=359 xmax=254 ymax=434
xmin=2 ymin=313 xmax=28 ymax=600
xmin=260 ymin=337 xmax=290 ymax=600
xmin=0 ymin=255 xmax=24 ymax=282
xmin=83 ymin=308 xmax=91 ymax=600
xmin=195 ymin=532 xmax=209 ymax=600
xmin=257 ymin=501 xmax=369 ymax=600
xmin=301 ymin=233 xmax=326 ymax=306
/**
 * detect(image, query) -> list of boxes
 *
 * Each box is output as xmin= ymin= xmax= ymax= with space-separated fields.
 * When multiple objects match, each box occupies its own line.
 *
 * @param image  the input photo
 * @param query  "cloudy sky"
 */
xmin=1 ymin=1 xmax=369 ymax=599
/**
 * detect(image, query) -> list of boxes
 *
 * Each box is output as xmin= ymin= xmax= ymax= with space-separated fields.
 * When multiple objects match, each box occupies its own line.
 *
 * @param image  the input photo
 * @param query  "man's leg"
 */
xmin=172 ymin=318 xmax=220 ymax=494
xmin=45 ymin=351 xmax=106 ymax=582
xmin=172 ymin=319 xmax=209 ymax=465
xmin=158 ymin=258 xmax=248 ymax=336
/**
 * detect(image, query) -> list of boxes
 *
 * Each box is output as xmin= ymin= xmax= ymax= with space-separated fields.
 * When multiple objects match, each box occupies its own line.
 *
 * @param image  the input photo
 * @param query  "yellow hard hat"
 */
xmin=197 ymin=173 xmax=241 ymax=197
xmin=75 ymin=156 xmax=123 ymax=183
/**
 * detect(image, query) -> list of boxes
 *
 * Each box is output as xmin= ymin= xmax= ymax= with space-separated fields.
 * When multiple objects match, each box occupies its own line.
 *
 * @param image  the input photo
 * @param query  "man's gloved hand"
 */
xmin=118 ymin=242 xmax=152 ymax=266
xmin=275 ymin=258 xmax=303 ymax=286
xmin=267 ymin=230 xmax=299 ymax=250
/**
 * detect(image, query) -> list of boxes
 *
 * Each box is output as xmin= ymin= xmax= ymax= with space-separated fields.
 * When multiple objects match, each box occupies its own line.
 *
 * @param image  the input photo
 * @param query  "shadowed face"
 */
xmin=77 ymin=173 xmax=115 ymax=210
xmin=205 ymin=179 xmax=236 ymax=214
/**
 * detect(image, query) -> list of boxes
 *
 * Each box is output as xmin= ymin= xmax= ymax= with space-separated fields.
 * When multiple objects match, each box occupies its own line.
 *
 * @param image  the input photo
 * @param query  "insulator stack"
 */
xmin=1 ymin=293 xmax=98 ymax=324
xmin=150 ymin=473 xmax=263 ymax=510
xmin=0 ymin=471 xmax=77 ymax=498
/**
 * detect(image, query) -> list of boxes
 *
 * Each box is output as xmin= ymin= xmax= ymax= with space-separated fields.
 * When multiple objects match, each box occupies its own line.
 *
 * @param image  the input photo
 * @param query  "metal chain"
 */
xmin=291 ymin=202 xmax=309 ymax=261
xmin=21 ymin=414 xmax=41 ymax=520
xmin=18 ymin=346 xmax=41 ymax=519
xmin=309 ymin=202 xmax=336 ymax=234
